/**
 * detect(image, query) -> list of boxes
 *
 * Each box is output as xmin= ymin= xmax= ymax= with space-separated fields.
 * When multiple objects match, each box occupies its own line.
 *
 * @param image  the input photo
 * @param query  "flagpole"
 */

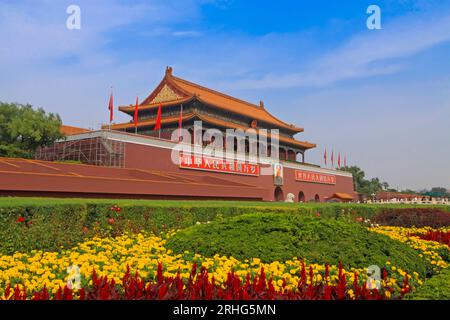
xmin=109 ymin=86 xmax=113 ymax=131
xmin=134 ymin=95 xmax=138 ymax=135
xmin=135 ymin=96 xmax=138 ymax=135
xmin=154 ymin=103 xmax=162 ymax=139
xmin=179 ymin=104 xmax=183 ymax=142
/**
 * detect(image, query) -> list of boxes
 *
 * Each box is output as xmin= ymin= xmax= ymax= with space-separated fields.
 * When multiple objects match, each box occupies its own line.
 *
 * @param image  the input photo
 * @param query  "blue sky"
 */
xmin=1 ymin=0 xmax=450 ymax=190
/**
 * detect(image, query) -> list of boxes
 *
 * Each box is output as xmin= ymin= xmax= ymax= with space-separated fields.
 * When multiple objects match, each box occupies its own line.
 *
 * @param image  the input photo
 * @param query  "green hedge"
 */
xmin=0 ymin=204 xmax=87 ymax=255
xmin=1 ymin=198 xmax=449 ymax=255
xmin=166 ymin=213 xmax=432 ymax=276
xmin=0 ymin=203 xmax=303 ymax=255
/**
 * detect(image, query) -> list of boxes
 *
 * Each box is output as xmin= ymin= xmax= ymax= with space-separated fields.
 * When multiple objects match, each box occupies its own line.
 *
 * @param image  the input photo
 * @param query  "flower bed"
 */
xmin=372 ymin=208 xmax=450 ymax=228
xmin=1 ymin=203 xmax=450 ymax=300
xmin=370 ymin=226 xmax=450 ymax=272
xmin=2 ymin=200 xmax=449 ymax=255
xmin=0 ymin=230 xmax=434 ymax=300
xmin=410 ymin=230 xmax=450 ymax=247
xmin=5 ymin=263 xmax=411 ymax=300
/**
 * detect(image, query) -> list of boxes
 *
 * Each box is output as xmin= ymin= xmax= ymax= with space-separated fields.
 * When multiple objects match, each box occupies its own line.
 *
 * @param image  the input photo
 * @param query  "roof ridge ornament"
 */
xmin=259 ymin=100 xmax=265 ymax=109
xmin=165 ymin=66 xmax=173 ymax=76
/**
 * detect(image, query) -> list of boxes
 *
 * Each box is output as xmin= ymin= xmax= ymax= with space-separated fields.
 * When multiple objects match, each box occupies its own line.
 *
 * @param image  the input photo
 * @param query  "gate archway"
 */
xmin=274 ymin=187 xmax=284 ymax=202
xmin=298 ymin=191 xmax=305 ymax=202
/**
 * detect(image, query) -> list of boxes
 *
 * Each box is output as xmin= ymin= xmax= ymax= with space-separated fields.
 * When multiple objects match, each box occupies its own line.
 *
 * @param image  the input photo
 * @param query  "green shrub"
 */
xmin=1 ymin=197 xmax=449 ymax=257
xmin=406 ymin=268 xmax=450 ymax=300
xmin=0 ymin=204 xmax=87 ymax=255
xmin=166 ymin=213 xmax=432 ymax=276
xmin=0 ymin=202 xmax=301 ymax=254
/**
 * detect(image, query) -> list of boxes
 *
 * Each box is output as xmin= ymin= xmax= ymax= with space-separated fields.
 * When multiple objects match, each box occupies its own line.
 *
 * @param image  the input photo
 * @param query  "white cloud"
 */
xmin=226 ymin=9 xmax=450 ymax=89
xmin=0 ymin=0 xmax=198 ymax=65
xmin=171 ymin=30 xmax=203 ymax=37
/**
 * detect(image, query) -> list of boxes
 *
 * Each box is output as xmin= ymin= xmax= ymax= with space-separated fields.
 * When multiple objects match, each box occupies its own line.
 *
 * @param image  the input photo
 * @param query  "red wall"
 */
xmin=124 ymin=142 xmax=355 ymax=202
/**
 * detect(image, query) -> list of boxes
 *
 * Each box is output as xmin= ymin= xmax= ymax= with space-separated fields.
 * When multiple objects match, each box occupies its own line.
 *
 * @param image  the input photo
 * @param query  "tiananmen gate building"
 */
xmin=0 ymin=67 xmax=355 ymax=202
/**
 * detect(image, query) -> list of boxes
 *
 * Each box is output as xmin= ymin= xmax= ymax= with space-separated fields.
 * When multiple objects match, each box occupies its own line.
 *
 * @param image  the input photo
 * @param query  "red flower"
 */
xmin=110 ymin=205 xmax=122 ymax=213
xmin=28 ymin=221 xmax=33 ymax=225
xmin=356 ymin=217 xmax=364 ymax=222
xmin=17 ymin=217 xmax=25 ymax=223
xmin=82 ymin=227 xmax=89 ymax=234
xmin=108 ymin=218 xmax=115 ymax=225
xmin=315 ymin=212 xmax=321 ymax=218
xmin=16 ymin=262 xmax=394 ymax=300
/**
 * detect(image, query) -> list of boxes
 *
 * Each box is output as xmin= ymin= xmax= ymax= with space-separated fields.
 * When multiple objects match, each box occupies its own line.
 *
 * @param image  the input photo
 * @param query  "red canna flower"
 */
xmin=17 ymin=217 xmax=25 ymax=223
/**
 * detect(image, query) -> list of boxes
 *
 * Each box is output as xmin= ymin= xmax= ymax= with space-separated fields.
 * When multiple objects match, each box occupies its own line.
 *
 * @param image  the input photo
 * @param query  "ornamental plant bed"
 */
xmin=410 ymin=230 xmax=450 ymax=247
xmin=4 ymin=263 xmax=411 ymax=300
xmin=373 ymin=208 xmax=450 ymax=228
xmin=405 ymin=268 xmax=450 ymax=300
xmin=166 ymin=213 xmax=431 ymax=276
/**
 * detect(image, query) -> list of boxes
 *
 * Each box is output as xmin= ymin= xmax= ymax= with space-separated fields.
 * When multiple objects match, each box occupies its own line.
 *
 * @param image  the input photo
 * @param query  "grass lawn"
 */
xmin=0 ymin=196 xmax=356 ymax=208
xmin=1 ymin=196 xmax=449 ymax=210
xmin=0 ymin=196 xmax=304 ymax=208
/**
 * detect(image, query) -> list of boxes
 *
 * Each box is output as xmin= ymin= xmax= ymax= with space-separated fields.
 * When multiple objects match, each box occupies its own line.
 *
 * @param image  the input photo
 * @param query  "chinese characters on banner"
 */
xmin=179 ymin=154 xmax=260 ymax=176
xmin=295 ymin=170 xmax=336 ymax=185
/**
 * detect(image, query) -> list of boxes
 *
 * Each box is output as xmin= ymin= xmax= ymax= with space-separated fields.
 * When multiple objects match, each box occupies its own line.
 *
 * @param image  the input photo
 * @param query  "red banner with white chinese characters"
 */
xmin=180 ymin=154 xmax=260 ymax=176
xmin=295 ymin=170 xmax=336 ymax=185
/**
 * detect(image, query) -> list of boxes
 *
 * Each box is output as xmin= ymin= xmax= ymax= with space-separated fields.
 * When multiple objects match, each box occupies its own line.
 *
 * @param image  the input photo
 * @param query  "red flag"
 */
xmin=338 ymin=152 xmax=341 ymax=168
xmin=154 ymin=104 xmax=162 ymax=131
xmin=178 ymin=104 xmax=183 ymax=141
xmin=331 ymin=150 xmax=334 ymax=167
xmin=108 ymin=92 xmax=114 ymax=123
xmin=324 ymin=148 xmax=327 ymax=166
xmin=134 ymin=96 xmax=139 ymax=128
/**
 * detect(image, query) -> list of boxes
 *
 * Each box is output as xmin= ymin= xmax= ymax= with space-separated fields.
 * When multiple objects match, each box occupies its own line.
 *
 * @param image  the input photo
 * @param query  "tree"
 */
xmin=422 ymin=187 xmax=450 ymax=198
xmin=0 ymin=102 xmax=63 ymax=158
xmin=401 ymin=189 xmax=419 ymax=195
xmin=340 ymin=166 xmax=365 ymax=192
xmin=339 ymin=165 xmax=389 ymax=196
